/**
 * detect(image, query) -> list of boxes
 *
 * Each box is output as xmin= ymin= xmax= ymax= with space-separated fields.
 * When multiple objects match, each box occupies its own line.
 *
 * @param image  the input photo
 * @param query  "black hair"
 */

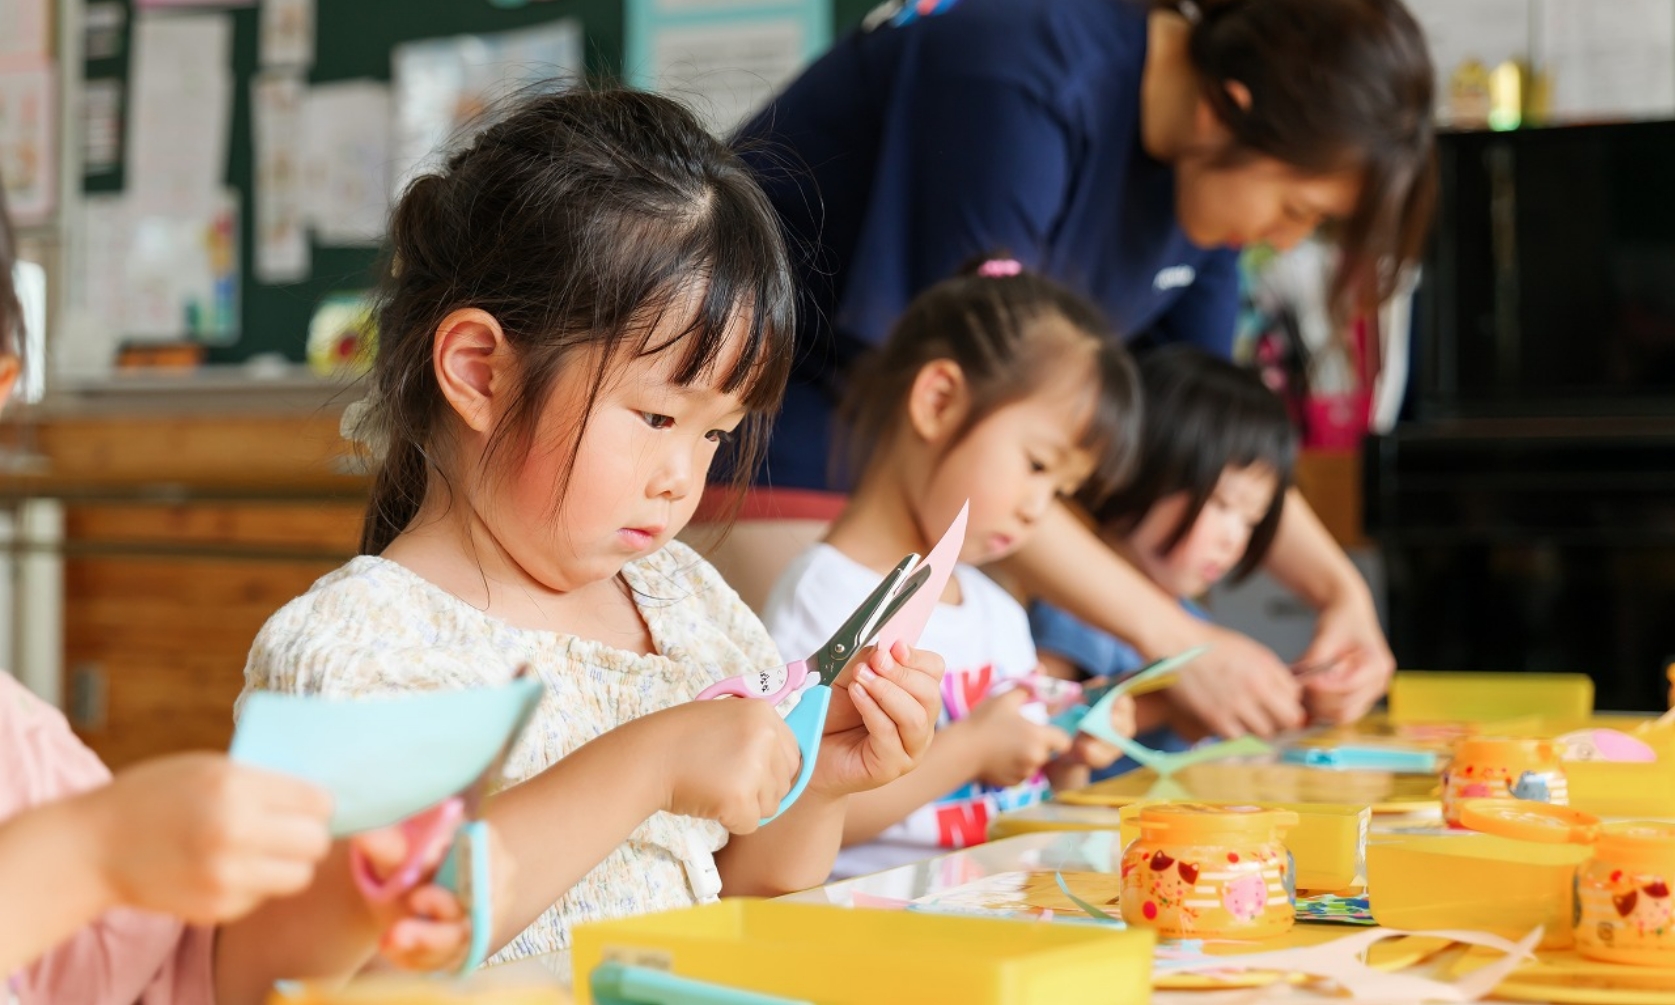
xmin=839 ymin=257 xmax=1141 ymax=504
xmin=1158 ymin=0 xmax=1437 ymax=316
xmin=360 ymin=87 xmax=795 ymax=555
xmin=0 ymin=182 xmax=18 ymax=358
xmin=1085 ymin=344 xmax=1297 ymax=581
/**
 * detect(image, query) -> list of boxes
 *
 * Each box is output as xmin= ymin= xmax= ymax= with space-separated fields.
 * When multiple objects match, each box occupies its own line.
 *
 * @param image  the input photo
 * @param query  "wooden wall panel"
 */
xmin=63 ymin=502 xmax=363 ymax=768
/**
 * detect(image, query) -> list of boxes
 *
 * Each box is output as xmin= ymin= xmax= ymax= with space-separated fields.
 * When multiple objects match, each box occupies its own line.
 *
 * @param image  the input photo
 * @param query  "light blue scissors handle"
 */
xmin=434 ymin=819 xmax=494 ymax=974
xmin=760 ymin=685 xmax=832 ymax=825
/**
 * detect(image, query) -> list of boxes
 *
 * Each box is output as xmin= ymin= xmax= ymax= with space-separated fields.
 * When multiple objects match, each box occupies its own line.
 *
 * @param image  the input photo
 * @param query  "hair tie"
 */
xmin=977 ymin=258 xmax=1023 ymax=278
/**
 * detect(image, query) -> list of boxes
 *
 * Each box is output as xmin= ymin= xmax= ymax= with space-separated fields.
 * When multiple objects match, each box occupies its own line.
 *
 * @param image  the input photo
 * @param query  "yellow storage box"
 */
xmin=570 ymin=899 xmax=1154 ymax=1005
xmin=1387 ymin=671 xmax=1593 ymax=724
xmin=1366 ymin=832 xmax=1589 ymax=950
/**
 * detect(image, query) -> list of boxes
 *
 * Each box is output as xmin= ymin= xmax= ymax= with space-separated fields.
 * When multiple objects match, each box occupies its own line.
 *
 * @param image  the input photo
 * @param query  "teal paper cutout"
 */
xmin=231 ymin=678 xmax=543 ymax=836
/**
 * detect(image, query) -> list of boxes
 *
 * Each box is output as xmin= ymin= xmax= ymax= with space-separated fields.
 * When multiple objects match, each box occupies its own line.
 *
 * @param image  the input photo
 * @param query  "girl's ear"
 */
xmin=433 ymin=308 xmax=511 ymax=434
xmin=905 ymin=358 xmax=970 ymax=446
xmin=1191 ymin=79 xmax=1247 ymax=149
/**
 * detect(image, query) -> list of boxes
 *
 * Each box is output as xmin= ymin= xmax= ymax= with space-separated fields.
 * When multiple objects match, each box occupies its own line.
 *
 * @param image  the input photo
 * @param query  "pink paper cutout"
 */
xmin=873 ymin=502 xmax=968 ymax=653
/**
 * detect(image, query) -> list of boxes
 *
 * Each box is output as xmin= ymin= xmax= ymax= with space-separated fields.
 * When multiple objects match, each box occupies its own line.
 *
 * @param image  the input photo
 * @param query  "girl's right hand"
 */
xmin=652 ymin=700 xmax=801 ymax=834
xmin=966 ymin=689 xmax=1072 ymax=788
xmin=88 ymin=753 xmax=334 ymax=924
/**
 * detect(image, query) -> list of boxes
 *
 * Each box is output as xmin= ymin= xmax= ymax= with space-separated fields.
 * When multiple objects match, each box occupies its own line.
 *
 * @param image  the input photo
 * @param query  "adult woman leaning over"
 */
xmin=731 ymin=0 xmax=1436 ymax=738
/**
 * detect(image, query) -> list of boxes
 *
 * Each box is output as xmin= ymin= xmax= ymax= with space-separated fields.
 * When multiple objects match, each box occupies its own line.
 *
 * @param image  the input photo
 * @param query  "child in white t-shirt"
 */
xmin=764 ymin=258 xmax=1142 ymax=877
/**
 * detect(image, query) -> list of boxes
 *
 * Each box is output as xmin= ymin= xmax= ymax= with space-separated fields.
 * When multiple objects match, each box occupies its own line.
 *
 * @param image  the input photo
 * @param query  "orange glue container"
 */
xmin=1119 ymin=803 xmax=1298 ymax=939
xmin=1442 ymin=736 xmax=1567 ymax=827
xmin=1461 ymin=800 xmax=1675 ymax=966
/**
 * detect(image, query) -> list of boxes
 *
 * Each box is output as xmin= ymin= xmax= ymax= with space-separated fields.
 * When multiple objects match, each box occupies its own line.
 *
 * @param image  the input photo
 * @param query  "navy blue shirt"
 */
xmin=734 ymin=0 xmax=1241 ymax=490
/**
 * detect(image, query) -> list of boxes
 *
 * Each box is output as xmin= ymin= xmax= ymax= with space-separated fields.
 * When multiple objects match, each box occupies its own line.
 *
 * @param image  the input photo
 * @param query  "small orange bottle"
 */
xmin=1441 ymin=737 xmax=1567 ymax=827
xmin=1119 ymin=803 xmax=1298 ymax=939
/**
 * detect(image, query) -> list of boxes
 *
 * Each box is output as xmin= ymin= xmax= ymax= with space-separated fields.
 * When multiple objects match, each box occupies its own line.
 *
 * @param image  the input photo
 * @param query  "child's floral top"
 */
xmin=238 ymin=540 xmax=780 ymax=962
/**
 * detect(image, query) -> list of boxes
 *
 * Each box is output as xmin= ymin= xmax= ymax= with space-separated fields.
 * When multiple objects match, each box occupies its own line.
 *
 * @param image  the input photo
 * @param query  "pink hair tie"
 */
xmin=977 ymin=258 xmax=1023 ymax=278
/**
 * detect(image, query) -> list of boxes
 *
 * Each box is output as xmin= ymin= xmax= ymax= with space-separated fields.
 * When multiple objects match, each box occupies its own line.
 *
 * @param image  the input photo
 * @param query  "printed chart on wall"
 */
xmin=391 ymin=20 xmax=583 ymax=199
xmin=624 ymin=0 xmax=831 ymax=137
xmin=0 ymin=0 xmax=55 ymax=226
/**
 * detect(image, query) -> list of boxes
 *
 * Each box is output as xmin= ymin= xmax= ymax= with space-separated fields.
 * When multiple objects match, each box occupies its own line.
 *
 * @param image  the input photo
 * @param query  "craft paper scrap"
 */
xmin=1154 ymin=925 xmax=1541 ymax=1001
xmin=873 ymin=501 xmax=967 ymax=653
xmin=1110 ymin=732 xmax=1272 ymax=777
xmin=232 ymin=677 xmax=542 ymax=836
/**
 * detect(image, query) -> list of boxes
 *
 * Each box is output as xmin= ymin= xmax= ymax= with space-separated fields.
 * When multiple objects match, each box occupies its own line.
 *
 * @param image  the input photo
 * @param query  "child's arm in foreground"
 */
xmin=215 ymin=827 xmax=481 ymax=1005
xmin=0 ymin=753 xmax=332 ymax=977
xmin=716 ymin=642 xmax=945 ymax=895
xmin=480 ymin=698 xmax=803 ymax=950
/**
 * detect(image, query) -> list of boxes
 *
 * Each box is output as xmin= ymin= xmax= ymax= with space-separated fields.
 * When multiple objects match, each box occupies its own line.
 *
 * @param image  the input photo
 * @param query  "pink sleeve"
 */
xmin=0 ymin=675 xmax=216 ymax=1005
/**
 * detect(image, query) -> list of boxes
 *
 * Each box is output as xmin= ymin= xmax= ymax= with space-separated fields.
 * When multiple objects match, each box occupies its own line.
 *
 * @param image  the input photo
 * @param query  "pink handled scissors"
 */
xmin=697 ymin=554 xmax=931 ymax=822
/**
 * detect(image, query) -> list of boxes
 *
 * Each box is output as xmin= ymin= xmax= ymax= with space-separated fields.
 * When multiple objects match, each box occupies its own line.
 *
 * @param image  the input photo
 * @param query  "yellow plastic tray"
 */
xmin=569 ymin=899 xmax=1155 ymax=1005
xmin=1057 ymin=762 xmax=1439 ymax=814
xmin=1387 ymin=671 xmax=1594 ymax=724
xmin=1450 ymin=945 xmax=1675 ymax=1004
xmin=1366 ymin=831 xmax=1589 ymax=950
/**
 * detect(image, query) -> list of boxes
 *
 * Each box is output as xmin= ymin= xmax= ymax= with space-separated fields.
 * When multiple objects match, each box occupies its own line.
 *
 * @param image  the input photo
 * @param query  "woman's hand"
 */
xmin=1167 ymin=625 xmax=1305 ymax=739
xmin=811 ymin=642 xmax=944 ymax=797
xmin=1296 ymin=595 xmax=1395 ymax=725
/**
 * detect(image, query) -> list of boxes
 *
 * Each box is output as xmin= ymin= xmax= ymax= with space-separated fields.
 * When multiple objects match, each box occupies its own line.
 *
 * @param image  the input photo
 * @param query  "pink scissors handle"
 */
xmin=695 ymin=658 xmax=813 ymax=704
xmin=350 ymin=797 xmax=465 ymax=903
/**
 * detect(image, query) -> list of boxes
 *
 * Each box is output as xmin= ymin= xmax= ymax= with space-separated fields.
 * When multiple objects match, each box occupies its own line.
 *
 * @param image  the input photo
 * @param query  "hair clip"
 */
xmin=977 ymin=259 xmax=1023 ymax=278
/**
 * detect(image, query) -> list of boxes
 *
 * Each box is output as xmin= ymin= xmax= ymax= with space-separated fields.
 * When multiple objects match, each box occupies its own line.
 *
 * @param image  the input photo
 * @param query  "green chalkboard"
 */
xmin=83 ymin=0 xmax=877 ymax=364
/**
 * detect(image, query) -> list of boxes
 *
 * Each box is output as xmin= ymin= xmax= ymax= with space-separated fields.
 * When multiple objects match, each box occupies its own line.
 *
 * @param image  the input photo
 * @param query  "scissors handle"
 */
xmin=435 ymin=819 xmax=495 ymax=974
xmin=695 ymin=658 xmax=811 ymax=704
xmin=350 ymin=797 xmax=464 ymax=902
xmin=760 ymin=684 xmax=831 ymax=825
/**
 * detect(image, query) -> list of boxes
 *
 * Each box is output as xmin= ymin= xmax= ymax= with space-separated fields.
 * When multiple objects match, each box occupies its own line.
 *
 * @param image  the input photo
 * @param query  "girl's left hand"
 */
xmin=349 ymin=825 xmax=482 ymax=972
xmin=811 ymin=641 xmax=945 ymax=797
xmin=1296 ymin=597 xmax=1396 ymax=725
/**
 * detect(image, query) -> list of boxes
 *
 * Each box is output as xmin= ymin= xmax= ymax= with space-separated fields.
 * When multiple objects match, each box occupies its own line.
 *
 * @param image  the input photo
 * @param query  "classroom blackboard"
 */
xmin=83 ymin=0 xmax=875 ymax=365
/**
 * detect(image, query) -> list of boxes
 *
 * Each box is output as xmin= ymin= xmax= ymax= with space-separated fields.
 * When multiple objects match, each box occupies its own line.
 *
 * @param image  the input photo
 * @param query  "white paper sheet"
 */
xmin=81 ymin=78 xmax=123 ymax=177
xmin=302 ymin=80 xmax=392 ymax=247
xmin=253 ymin=72 xmax=309 ymax=283
xmin=261 ymin=0 xmax=315 ymax=68
xmin=76 ymin=191 xmax=240 ymax=342
xmin=1538 ymin=0 xmax=1675 ymax=122
xmin=625 ymin=0 xmax=829 ymax=137
xmin=390 ymin=20 xmax=582 ymax=197
xmin=0 ymin=61 xmax=55 ymax=226
xmin=648 ymin=18 xmax=809 ymax=136
xmin=84 ymin=2 xmax=128 ymax=60
xmin=0 ymin=0 xmax=51 ymax=60
xmin=1403 ymin=0 xmax=1531 ymax=125
xmin=127 ymin=11 xmax=232 ymax=215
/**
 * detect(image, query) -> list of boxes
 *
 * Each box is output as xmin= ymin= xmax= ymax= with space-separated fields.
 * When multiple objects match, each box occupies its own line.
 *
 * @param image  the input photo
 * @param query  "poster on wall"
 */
xmin=0 ymin=62 xmax=56 ymax=226
xmin=78 ymin=191 xmax=240 ymax=342
xmin=127 ymin=11 xmax=232 ymax=214
xmin=252 ymin=72 xmax=308 ymax=282
xmin=301 ymin=80 xmax=391 ymax=247
xmin=390 ymin=20 xmax=583 ymax=198
xmin=624 ymin=0 xmax=830 ymax=136
xmin=0 ymin=0 xmax=51 ymax=61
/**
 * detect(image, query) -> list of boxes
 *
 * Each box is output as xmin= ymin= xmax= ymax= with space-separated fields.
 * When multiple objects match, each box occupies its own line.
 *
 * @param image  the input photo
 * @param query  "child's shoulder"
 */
xmin=250 ymin=555 xmax=476 ymax=664
xmin=763 ymin=543 xmax=876 ymax=617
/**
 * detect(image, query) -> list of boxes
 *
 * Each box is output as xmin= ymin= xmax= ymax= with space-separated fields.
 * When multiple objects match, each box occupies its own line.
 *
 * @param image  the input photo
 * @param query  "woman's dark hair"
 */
xmin=1086 ymin=344 xmax=1298 ymax=582
xmin=360 ymin=87 xmax=795 ymax=554
xmin=1161 ymin=0 xmax=1437 ymax=316
xmin=0 ymin=182 xmax=19 ymax=358
xmin=838 ymin=258 xmax=1142 ymax=505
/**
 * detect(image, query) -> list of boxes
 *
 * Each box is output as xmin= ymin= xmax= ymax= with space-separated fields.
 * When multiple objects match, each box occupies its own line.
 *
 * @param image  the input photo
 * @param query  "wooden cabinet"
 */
xmin=14 ymin=406 xmax=368 ymax=768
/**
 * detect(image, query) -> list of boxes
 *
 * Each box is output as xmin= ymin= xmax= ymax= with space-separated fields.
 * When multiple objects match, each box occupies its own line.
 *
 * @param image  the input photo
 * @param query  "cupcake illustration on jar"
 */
xmin=1119 ymin=804 xmax=1297 ymax=939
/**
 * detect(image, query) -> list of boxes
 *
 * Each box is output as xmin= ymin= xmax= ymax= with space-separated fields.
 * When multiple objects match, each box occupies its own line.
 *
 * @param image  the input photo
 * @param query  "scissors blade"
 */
xmin=810 ymin=555 xmax=923 ymax=687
